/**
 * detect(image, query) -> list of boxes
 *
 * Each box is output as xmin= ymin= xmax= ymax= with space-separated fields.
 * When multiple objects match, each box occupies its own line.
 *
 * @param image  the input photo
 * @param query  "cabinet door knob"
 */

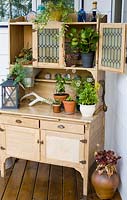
xmin=58 ymin=125 xmax=65 ymax=129
xmin=0 ymin=127 xmax=5 ymax=132
xmin=37 ymin=139 xmax=40 ymax=144
xmin=16 ymin=119 xmax=22 ymax=124
xmin=0 ymin=146 xmax=6 ymax=150
xmin=40 ymin=141 xmax=44 ymax=144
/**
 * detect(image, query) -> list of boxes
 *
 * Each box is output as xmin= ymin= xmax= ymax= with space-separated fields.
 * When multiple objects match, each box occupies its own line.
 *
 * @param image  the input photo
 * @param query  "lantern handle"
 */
xmin=20 ymin=92 xmax=52 ymax=106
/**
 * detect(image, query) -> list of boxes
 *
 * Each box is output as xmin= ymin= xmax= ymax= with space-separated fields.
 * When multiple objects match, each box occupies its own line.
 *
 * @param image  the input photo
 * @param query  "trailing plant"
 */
xmin=9 ymin=61 xmax=26 ymax=87
xmin=94 ymin=150 xmax=121 ymax=177
xmin=34 ymin=1 xmax=73 ymax=30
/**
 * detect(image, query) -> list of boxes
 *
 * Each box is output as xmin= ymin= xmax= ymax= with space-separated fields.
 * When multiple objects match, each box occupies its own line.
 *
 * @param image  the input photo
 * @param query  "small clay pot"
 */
xmin=91 ymin=170 xmax=120 ymax=199
xmin=53 ymin=104 xmax=61 ymax=113
xmin=63 ymin=100 xmax=76 ymax=114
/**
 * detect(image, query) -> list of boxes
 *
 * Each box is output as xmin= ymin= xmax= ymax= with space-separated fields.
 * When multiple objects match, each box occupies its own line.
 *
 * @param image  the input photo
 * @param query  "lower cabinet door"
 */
xmin=5 ymin=125 xmax=40 ymax=161
xmin=41 ymin=130 xmax=86 ymax=167
xmin=0 ymin=124 xmax=6 ymax=168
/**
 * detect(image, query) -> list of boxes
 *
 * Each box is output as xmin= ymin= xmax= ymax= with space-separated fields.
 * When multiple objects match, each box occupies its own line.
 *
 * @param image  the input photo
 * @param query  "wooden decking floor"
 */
xmin=0 ymin=159 xmax=121 ymax=200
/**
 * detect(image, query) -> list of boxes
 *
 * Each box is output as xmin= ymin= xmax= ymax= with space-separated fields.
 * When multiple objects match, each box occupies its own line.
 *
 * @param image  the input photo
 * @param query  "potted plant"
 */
xmin=65 ymin=28 xmax=80 ymax=67
xmin=80 ymin=28 xmax=99 ymax=67
xmin=16 ymin=47 xmax=32 ymax=65
xmin=34 ymin=0 xmax=74 ymax=30
xmin=52 ymin=99 xmax=61 ymax=113
xmin=78 ymin=81 xmax=99 ymax=117
xmin=54 ymin=74 xmax=69 ymax=102
xmin=63 ymin=95 xmax=76 ymax=114
xmin=91 ymin=150 xmax=121 ymax=199
xmin=66 ymin=27 xmax=99 ymax=68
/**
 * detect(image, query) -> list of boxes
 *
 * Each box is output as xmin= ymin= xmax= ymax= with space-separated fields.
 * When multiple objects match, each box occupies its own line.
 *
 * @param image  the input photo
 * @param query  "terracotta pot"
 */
xmin=91 ymin=170 xmax=120 ymax=199
xmin=54 ymin=93 xmax=69 ymax=103
xmin=53 ymin=104 xmax=61 ymax=113
xmin=63 ymin=100 xmax=76 ymax=114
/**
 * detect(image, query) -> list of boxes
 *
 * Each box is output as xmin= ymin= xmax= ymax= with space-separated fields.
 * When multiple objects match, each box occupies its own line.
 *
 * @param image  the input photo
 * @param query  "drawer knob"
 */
xmin=58 ymin=125 xmax=65 ymax=129
xmin=79 ymin=160 xmax=86 ymax=164
xmin=0 ymin=146 xmax=6 ymax=150
xmin=0 ymin=127 xmax=5 ymax=132
xmin=16 ymin=119 xmax=22 ymax=124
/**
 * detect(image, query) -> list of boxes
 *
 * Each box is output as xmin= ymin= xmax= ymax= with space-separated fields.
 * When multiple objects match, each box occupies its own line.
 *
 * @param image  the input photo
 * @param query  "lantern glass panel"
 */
xmin=2 ymin=86 xmax=17 ymax=107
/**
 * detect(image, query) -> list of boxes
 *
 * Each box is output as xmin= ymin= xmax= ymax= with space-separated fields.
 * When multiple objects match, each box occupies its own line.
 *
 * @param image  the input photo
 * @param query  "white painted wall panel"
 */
xmin=0 ymin=23 xmax=9 ymax=108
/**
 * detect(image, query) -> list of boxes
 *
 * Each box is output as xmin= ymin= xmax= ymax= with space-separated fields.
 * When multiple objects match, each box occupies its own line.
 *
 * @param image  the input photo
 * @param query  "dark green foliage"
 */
xmin=66 ymin=27 xmax=99 ymax=54
xmin=9 ymin=61 xmax=26 ymax=86
xmin=0 ymin=0 xmax=32 ymax=20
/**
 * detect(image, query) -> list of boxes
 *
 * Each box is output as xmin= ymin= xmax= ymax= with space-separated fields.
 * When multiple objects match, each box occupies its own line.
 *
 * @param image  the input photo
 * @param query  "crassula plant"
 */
xmin=94 ymin=150 xmax=121 ymax=177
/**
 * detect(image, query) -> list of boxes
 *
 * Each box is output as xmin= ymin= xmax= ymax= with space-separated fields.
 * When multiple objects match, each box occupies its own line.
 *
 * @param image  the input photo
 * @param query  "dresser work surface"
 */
xmin=0 ymin=104 xmax=104 ymax=198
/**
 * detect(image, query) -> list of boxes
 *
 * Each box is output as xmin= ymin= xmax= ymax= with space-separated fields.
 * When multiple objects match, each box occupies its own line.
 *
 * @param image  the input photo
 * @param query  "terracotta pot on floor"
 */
xmin=91 ymin=170 xmax=120 ymax=199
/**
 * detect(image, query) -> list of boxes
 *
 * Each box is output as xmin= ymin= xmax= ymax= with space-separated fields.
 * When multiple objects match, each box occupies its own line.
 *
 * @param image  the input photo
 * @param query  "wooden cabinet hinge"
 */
xmin=80 ymin=139 xmax=87 ymax=144
xmin=0 ymin=146 xmax=6 ymax=150
xmin=79 ymin=160 xmax=86 ymax=164
xmin=0 ymin=127 xmax=5 ymax=132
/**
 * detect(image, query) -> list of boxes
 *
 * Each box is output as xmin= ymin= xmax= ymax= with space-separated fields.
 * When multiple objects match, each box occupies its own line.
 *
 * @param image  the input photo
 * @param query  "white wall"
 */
xmin=0 ymin=22 xmax=9 ymax=107
xmin=105 ymin=72 xmax=127 ymax=200
xmin=74 ymin=0 xmax=126 ymax=199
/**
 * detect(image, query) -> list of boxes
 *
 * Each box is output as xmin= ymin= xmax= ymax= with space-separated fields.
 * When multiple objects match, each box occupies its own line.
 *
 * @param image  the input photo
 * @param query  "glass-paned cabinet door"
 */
xmin=99 ymin=23 xmax=126 ymax=73
xmin=33 ymin=22 xmax=64 ymax=68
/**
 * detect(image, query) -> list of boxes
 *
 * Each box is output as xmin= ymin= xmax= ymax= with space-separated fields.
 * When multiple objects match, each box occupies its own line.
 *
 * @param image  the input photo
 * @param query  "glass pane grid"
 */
xmin=38 ymin=29 xmax=59 ymax=63
xmin=101 ymin=28 xmax=122 ymax=69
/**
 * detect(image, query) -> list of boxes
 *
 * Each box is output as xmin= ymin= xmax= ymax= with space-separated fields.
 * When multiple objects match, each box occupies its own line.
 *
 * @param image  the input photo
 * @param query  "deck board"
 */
xmin=33 ymin=163 xmax=50 ymax=200
xmin=0 ymin=159 xmax=121 ymax=200
xmin=2 ymin=159 xmax=26 ymax=200
xmin=17 ymin=161 xmax=38 ymax=200
xmin=63 ymin=167 xmax=78 ymax=200
xmin=48 ymin=165 xmax=63 ymax=200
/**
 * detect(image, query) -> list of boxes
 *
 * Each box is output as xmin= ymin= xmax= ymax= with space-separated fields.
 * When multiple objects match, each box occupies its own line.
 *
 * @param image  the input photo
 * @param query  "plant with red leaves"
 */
xmin=94 ymin=150 xmax=121 ymax=177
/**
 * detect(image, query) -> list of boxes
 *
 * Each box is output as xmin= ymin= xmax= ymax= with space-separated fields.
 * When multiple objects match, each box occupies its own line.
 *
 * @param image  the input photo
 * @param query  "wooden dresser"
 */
xmin=0 ymin=104 xmax=104 ymax=196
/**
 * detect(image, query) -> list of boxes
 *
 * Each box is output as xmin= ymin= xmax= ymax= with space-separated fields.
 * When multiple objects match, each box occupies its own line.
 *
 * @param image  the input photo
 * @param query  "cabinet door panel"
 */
xmin=6 ymin=125 xmax=39 ymax=161
xmin=33 ymin=22 xmax=64 ymax=68
xmin=0 ymin=124 xmax=6 ymax=168
xmin=99 ymin=23 xmax=126 ymax=73
xmin=41 ymin=130 xmax=85 ymax=166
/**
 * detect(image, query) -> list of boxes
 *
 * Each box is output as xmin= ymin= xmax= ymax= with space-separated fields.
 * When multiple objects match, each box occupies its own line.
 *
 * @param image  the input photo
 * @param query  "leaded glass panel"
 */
xmin=38 ymin=29 xmax=59 ymax=63
xmin=101 ymin=28 xmax=122 ymax=69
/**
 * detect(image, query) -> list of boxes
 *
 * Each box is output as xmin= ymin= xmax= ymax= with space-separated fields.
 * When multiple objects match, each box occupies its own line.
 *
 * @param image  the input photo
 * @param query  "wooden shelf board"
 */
xmin=66 ymin=22 xmax=97 ymax=25
xmin=10 ymin=22 xmax=33 ymax=25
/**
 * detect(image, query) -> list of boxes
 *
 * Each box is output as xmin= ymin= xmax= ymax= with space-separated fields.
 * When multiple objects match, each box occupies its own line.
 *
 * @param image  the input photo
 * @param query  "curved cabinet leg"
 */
xmin=80 ymin=195 xmax=87 ymax=200
xmin=1 ymin=161 xmax=5 ymax=177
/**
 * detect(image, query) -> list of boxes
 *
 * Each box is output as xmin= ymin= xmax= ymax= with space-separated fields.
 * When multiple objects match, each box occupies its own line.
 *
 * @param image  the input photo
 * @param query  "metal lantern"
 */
xmin=1 ymin=78 xmax=19 ymax=109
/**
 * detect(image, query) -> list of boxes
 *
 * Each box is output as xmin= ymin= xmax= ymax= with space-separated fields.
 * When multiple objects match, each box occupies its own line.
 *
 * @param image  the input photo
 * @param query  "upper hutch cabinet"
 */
xmin=99 ymin=23 xmax=126 ymax=73
xmin=9 ymin=17 xmax=33 ymax=66
xmin=32 ymin=22 xmax=64 ymax=68
xmin=9 ymin=17 xmax=127 ymax=75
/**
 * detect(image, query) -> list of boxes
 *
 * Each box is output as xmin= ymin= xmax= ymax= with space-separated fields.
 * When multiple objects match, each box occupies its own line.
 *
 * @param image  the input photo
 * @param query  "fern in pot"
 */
xmin=78 ymin=81 xmax=99 ymax=117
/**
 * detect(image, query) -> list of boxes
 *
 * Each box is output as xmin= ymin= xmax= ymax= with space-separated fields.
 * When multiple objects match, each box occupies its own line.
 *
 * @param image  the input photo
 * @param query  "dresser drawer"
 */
xmin=0 ymin=115 xmax=39 ymax=129
xmin=40 ymin=120 xmax=84 ymax=134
